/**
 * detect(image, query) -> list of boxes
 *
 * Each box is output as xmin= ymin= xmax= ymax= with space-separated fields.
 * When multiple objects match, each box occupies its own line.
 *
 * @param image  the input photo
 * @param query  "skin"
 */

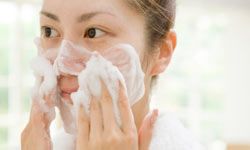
xmin=21 ymin=0 xmax=177 ymax=149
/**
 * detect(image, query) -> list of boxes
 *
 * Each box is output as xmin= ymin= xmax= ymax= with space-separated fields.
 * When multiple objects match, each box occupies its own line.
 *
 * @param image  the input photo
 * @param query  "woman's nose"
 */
xmin=63 ymin=31 xmax=83 ymax=46
xmin=54 ymin=37 xmax=92 ymax=76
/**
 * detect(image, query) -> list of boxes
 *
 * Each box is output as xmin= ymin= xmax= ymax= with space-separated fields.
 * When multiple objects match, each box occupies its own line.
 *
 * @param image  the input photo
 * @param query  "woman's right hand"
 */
xmin=21 ymin=56 xmax=57 ymax=150
xmin=75 ymin=82 xmax=158 ymax=150
xmin=21 ymin=91 xmax=56 ymax=150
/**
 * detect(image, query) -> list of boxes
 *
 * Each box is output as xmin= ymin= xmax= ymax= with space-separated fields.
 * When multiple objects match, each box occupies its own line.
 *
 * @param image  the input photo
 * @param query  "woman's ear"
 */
xmin=150 ymin=30 xmax=177 ymax=76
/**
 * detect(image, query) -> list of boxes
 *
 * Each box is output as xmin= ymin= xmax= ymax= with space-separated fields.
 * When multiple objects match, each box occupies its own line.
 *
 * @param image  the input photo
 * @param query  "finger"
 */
xmin=21 ymin=122 xmax=52 ymax=150
xmin=44 ymin=109 xmax=55 ymax=132
xmin=44 ymin=89 xmax=57 ymax=125
xmin=44 ymin=87 xmax=57 ymax=107
xmin=90 ymin=96 xmax=103 ymax=138
xmin=30 ymin=100 xmax=45 ymax=127
xmin=30 ymin=95 xmax=56 ymax=137
xmin=138 ymin=109 xmax=159 ymax=150
xmin=99 ymin=80 xmax=118 ymax=131
xmin=77 ymin=105 xmax=89 ymax=145
xmin=118 ymin=82 xmax=136 ymax=133
xmin=29 ymin=100 xmax=53 ymax=136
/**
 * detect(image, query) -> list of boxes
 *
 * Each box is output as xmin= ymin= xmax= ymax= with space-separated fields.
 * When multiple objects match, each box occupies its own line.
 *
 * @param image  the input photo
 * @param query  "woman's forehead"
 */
xmin=40 ymin=0 xmax=145 ymax=33
xmin=42 ymin=0 xmax=125 ymax=16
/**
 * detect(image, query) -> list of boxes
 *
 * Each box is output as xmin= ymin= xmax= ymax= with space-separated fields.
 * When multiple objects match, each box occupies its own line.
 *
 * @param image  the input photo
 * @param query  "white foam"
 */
xmin=71 ymin=53 xmax=127 ymax=133
xmin=53 ymin=40 xmax=92 ymax=76
xmin=30 ymin=56 xmax=58 ymax=113
xmin=32 ymin=38 xmax=145 ymax=135
xmin=53 ymin=40 xmax=145 ymax=105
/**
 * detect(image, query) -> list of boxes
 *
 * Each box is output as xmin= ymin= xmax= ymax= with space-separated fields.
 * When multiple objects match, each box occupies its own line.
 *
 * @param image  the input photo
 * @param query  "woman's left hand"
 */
xmin=76 ymin=82 xmax=158 ymax=150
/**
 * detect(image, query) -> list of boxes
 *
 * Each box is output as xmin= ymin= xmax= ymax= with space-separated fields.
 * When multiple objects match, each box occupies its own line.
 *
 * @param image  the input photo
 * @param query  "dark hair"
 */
xmin=128 ymin=0 xmax=176 ymax=50
xmin=128 ymin=0 xmax=176 ymax=88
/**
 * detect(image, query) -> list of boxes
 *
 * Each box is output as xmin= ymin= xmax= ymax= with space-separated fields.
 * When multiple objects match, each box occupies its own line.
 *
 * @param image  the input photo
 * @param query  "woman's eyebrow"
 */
xmin=40 ymin=11 xmax=115 ymax=23
xmin=77 ymin=11 xmax=115 ymax=23
xmin=40 ymin=11 xmax=60 ymax=22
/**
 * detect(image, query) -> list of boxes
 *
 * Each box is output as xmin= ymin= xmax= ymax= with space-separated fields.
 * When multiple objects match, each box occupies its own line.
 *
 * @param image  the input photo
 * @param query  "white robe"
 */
xmin=52 ymin=112 xmax=204 ymax=150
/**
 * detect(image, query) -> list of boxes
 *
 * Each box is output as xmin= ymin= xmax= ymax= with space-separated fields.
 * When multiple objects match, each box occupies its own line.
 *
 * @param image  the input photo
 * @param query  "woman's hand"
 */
xmin=138 ymin=109 xmax=158 ymax=150
xmin=76 ymin=82 xmax=158 ymax=150
xmin=21 ymin=92 xmax=56 ymax=150
xmin=21 ymin=56 xmax=58 ymax=150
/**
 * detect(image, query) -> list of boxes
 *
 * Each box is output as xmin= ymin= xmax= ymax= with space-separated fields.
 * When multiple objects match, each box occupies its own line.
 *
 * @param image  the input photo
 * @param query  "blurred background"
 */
xmin=0 ymin=0 xmax=249 ymax=149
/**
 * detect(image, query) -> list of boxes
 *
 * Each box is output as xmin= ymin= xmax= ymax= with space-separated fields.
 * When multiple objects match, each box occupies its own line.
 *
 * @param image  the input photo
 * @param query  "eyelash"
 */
xmin=40 ymin=26 xmax=59 ymax=39
xmin=84 ymin=27 xmax=106 ymax=39
xmin=40 ymin=26 xmax=106 ymax=39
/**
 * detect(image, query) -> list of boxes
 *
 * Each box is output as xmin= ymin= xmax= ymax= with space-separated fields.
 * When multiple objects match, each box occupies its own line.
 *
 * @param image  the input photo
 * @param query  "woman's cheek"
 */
xmin=84 ymin=34 xmax=121 ymax=51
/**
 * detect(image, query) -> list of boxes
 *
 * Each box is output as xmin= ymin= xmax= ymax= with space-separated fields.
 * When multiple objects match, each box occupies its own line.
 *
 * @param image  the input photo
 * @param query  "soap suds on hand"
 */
xmin=71 ymin=53 xmax=127 ymax=133
xmin=31 ymin=38 xmax=145 ymax=135
xmin=30 ymin=56 xmax=58 ymax=112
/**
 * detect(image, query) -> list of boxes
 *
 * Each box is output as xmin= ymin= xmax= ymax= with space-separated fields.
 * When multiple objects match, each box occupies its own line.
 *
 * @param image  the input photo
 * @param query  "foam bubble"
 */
xmin=32 ymin=38 xmax=145 ymax=135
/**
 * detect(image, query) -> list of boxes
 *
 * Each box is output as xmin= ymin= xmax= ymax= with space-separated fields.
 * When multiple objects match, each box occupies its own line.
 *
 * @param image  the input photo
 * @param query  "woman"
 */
xmin=21 ymin=0 xmax=203 ymax=149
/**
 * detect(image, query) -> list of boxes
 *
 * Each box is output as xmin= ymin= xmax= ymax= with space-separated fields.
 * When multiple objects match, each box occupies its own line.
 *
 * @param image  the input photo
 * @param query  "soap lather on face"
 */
xmin=51 ymin=39 xmax=145 ymax=105
xmin=33 ymin=35 xmax=145 ymax=134
xmin=40 ymin=0 xmax=148 ymax=104
xmin=39 ymin=0 xmax=177 ymax=135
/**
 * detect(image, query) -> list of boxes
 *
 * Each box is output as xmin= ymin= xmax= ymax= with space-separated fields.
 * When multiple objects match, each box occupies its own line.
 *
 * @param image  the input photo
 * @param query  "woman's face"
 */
xmin=40 ymin=0 xmax=150 ymax=101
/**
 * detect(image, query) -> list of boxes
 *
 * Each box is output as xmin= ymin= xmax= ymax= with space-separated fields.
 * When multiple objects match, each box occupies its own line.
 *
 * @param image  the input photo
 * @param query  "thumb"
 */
xmin=138 ymin=109 xmax=159 ymax=150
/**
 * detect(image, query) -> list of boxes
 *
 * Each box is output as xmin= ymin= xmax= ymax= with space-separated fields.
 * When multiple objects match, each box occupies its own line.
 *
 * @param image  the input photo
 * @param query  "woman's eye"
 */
xmin=41 ymin=26 xmax=59 ymax=38
xmin=84 ymin=28 xmax=105 ymax=39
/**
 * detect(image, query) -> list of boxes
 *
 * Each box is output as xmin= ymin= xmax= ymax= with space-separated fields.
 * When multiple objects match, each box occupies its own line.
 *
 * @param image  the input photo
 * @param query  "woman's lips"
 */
xmin=61 ymin=92 xmax=74 ymax=105
xmin=61 ymin=92 xmax=71 ymax=99
xmin=61 ymin=88 xmax=78 ymax=94
xmin=58 ymin=75 xmax=79 ymax=104
xmin=60 ymin=88 xmax=78 ymax=100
